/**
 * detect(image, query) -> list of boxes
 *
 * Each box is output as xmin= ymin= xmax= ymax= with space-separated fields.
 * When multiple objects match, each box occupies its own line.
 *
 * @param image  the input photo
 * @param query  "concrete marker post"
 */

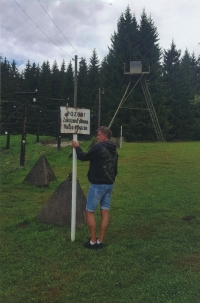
xmin=120 ymin=125 xmax=122 ymax=148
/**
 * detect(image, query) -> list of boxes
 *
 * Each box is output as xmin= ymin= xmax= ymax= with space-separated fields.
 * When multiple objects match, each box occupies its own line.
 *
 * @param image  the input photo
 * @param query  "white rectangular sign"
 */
xmin=60 ymin=107 xmax=90 ymax=134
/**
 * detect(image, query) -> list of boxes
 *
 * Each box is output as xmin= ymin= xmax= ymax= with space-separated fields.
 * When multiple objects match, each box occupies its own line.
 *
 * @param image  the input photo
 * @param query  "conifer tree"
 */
xmin=1 ymin=59 xmax=23 ymax=134
xmin=178 ymin=50 xmax=197 ymax=139
xmin=51 ymin=60 xmax=61 ymax=101
xmin=88 ymin=49 xmax=100 ymax=107
xmin=190 ymin=54 xmax=200 ymax=139
xmin=139 ymin=10 xmax=161 ymax=72
xmin=1 ymin=58 xmax=11 ymax=134
xmin=23 ymin=60 xmax=32 ymax=91
xmin=163 ymin=40 xmax=181 ymax=77
xmin=1 ymin=58 xmax=11 ymax=101
xmin=38 ymin=61 xmax=52 ymax=106
xmin=77 ymin=58 xmax=88 ymax=108
xmin=110 ymin=6 xmax=140 ymax=64
xmin=36 ymin=61 xmax=54 ymax=135
xmin=87 ymin=49 xmax=100 ymax=133
xmin=65 ymin=61 xmax=74 ymax=106
xmin=163 ymin=44 xmax=199 ymax=140
xmin=163 ymin=40 xmax=182 ymax=139
xmin=60 ymin=60 xmax=67 ymax=99
xmin=31 ymin=63 xmax=40 ymax=91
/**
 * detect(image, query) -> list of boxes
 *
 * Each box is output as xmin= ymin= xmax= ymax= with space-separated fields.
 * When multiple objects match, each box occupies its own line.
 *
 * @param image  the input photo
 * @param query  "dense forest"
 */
xmin=1 ymin=7 xmax=200 ymax=141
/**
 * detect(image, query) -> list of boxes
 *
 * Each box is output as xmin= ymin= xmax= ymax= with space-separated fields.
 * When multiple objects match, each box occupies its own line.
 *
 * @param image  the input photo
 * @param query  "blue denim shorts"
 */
xmin=86 ymin=184 xmax=114 ymax=212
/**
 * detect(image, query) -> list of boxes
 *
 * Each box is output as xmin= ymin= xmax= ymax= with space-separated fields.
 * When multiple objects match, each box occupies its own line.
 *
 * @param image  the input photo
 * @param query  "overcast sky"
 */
xmin=1 ymin=0 xmax=199 ymax=72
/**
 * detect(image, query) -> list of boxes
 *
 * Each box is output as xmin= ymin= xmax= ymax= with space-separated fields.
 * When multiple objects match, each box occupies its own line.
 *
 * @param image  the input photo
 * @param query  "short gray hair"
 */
xmin=97 ymin=126 xmax=112 ymax=139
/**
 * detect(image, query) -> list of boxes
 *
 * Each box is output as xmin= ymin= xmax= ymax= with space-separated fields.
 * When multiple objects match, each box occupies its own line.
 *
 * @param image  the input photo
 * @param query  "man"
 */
xmin=71 ymin=126 xmax=118 ymax=249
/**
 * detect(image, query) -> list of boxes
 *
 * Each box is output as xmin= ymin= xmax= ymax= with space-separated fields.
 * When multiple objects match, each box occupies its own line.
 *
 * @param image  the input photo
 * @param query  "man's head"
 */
xmin=96 ymin=126 xmax=112 ymax=142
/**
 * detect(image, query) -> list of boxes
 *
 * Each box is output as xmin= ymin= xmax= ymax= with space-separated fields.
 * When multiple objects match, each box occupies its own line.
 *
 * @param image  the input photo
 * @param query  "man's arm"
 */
xmin=71 ymin=140 xmax=101 ymax=161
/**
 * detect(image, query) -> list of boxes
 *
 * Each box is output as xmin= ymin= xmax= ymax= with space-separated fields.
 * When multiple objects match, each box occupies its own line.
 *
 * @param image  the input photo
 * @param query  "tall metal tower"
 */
xmin=109 ymin=61 xmax=165 ymax=142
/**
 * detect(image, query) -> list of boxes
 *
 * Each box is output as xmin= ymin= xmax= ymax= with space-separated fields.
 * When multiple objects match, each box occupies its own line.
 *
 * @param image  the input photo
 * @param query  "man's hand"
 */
xmin=72 ymin=140 xmax=79 ymax=148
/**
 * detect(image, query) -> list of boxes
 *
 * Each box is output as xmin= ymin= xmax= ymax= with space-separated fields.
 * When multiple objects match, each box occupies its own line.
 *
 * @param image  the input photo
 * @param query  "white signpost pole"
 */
xmin=71 ymin=55 xmax=78 ymax=242
xmin=60 ymin=106 xmax=90 ymax=241
xmin=71 ymin=132 xmax=77 ymax=241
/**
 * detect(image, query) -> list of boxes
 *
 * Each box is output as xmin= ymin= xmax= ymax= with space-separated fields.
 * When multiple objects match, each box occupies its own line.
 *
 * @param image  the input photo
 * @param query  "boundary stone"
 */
xmin=23 ymin=155 xmax=56 ymax=186
xmin=37 ymin=174 xmax=86 ymax=227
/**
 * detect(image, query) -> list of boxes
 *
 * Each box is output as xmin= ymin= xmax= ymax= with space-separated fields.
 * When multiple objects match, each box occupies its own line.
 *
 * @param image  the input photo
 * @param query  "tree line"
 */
xmin=1 ymin=7 xmax=200 ymax=141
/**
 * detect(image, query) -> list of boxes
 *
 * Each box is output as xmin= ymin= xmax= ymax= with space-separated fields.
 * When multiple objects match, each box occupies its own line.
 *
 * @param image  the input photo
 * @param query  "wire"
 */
xmin=13 ymin=0 xmax=73 ymax=58
xmin=37 ymin=0 xmax=80 ymax=56
xmin=0 ymin=103 xmax=25 ymax=126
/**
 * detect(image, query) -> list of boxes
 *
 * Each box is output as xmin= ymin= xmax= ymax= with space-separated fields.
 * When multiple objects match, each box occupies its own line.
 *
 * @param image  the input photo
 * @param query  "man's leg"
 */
xmin=98 ymin=209 xmax=109 ymax=243
xmin=86 ymin=210 xmax=96 ymax=243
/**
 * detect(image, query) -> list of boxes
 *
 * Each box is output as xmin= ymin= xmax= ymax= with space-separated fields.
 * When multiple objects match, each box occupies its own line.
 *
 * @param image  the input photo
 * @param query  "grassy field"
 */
xmin=0 ymin=135 xmax=200 ymax=303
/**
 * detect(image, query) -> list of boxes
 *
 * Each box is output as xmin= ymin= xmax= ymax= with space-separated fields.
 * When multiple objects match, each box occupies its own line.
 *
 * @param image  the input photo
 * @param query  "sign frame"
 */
xmin=60 ymin=107 xmax=90 ymax=135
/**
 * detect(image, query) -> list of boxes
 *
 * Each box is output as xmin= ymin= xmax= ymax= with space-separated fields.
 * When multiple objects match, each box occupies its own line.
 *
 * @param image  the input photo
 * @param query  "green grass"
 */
xmin=0 ymin=135 xmax=200 ymax=303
